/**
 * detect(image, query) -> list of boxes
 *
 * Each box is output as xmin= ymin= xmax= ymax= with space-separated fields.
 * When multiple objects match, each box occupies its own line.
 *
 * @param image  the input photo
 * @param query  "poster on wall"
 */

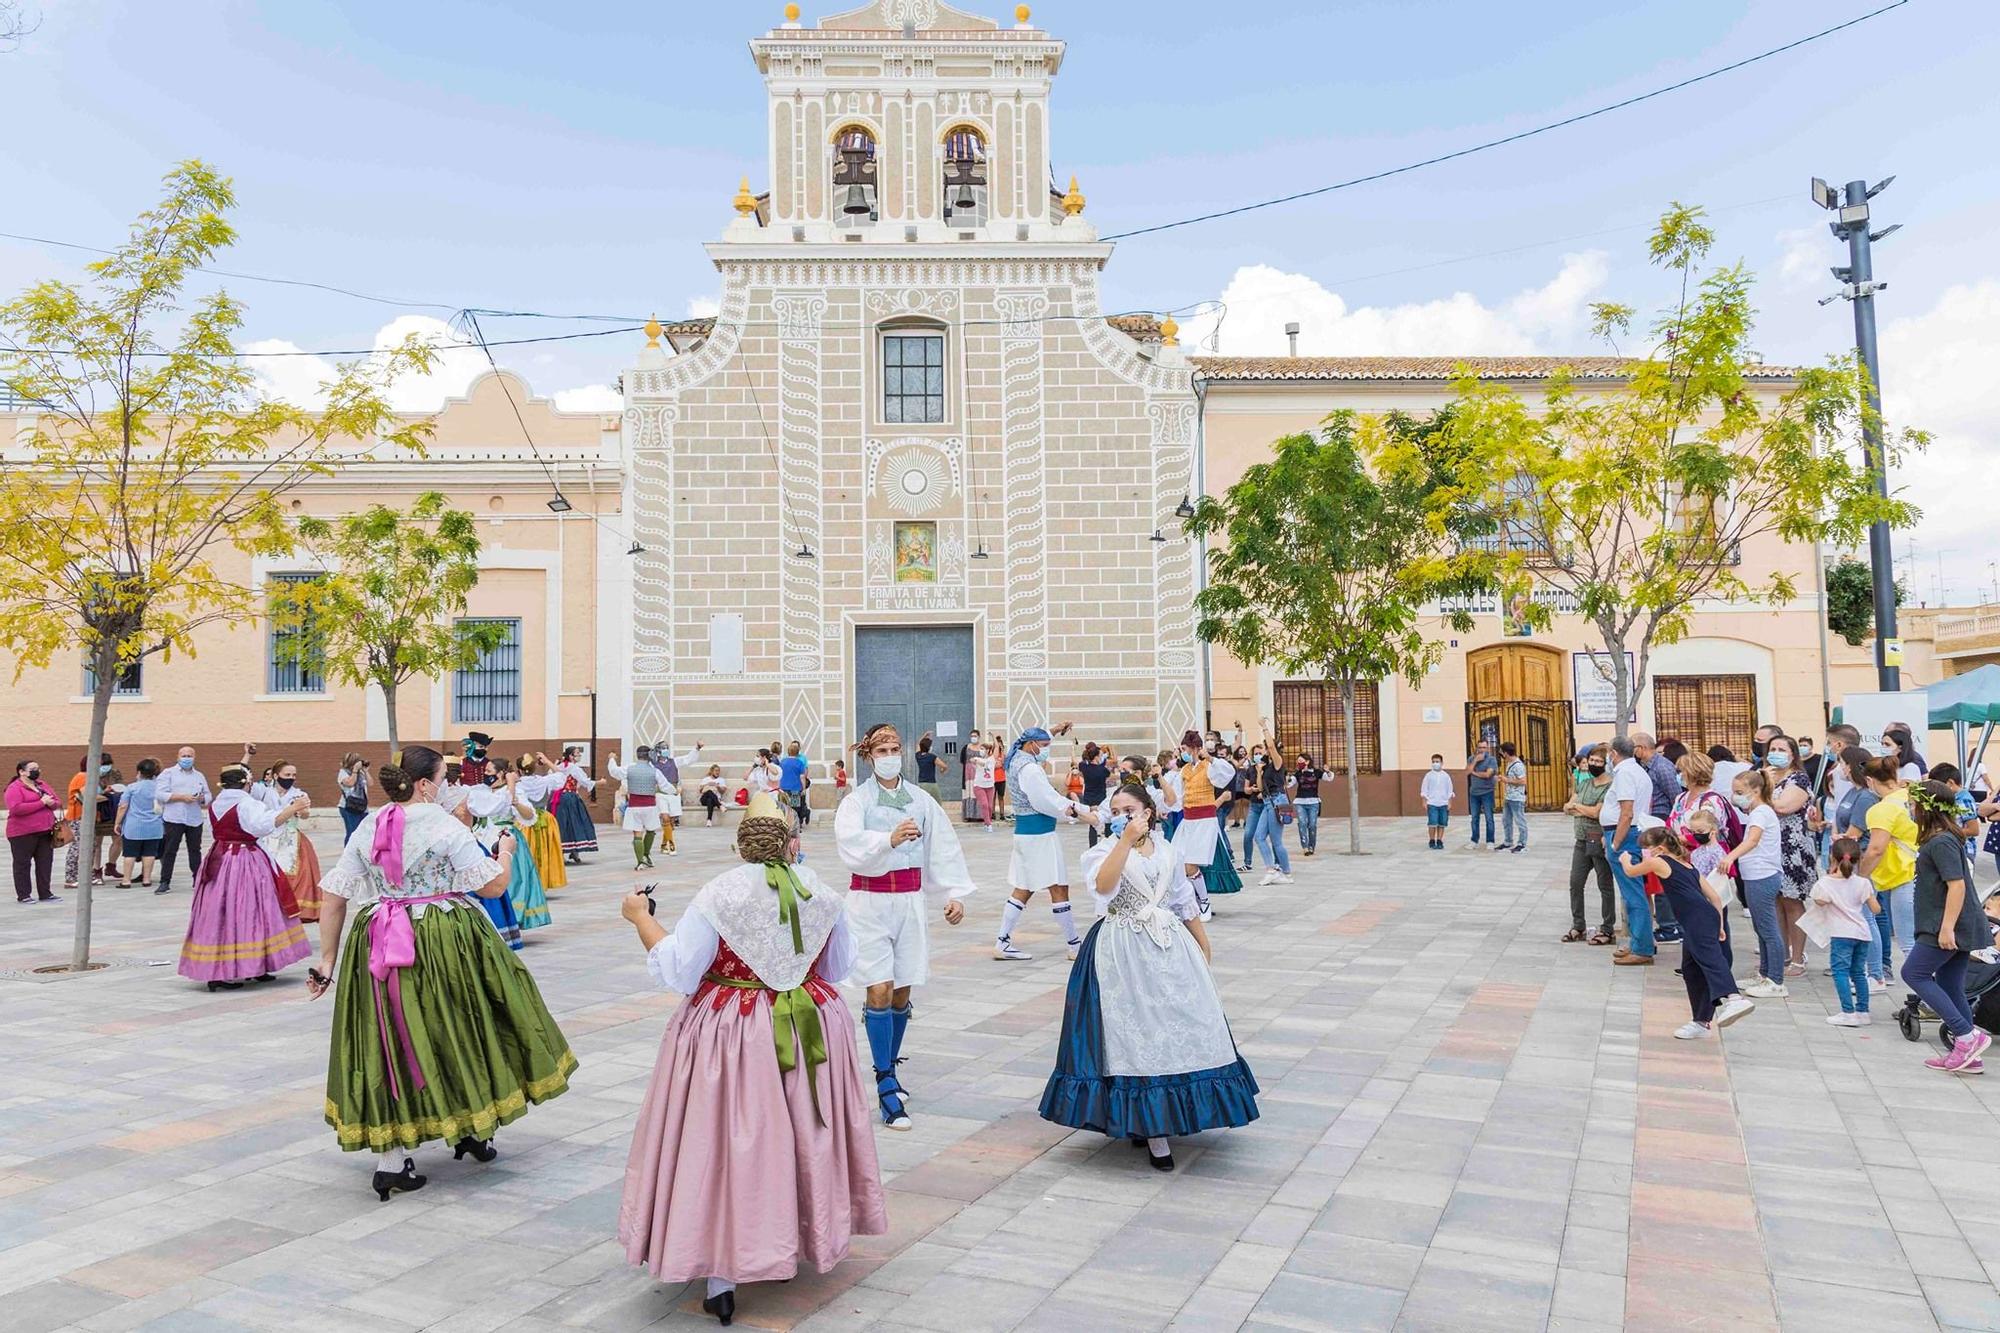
xmin=1840 ymin=690 xmax=1929 ymax=754
xmin=1572 ymin=651 xmax=1638 ymax=724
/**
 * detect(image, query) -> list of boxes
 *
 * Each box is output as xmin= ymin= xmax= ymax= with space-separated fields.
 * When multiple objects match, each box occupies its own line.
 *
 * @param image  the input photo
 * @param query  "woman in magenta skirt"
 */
xmin=177 ymin=763 xmax=313 ymax=991
xmin=616 ymin=791 xmax=885 ymax=1326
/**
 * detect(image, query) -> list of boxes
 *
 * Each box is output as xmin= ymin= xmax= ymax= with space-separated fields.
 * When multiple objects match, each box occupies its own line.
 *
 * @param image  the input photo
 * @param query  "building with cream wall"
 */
xmin=617 ymin=1 xmax=1200 ymax=799
xmin=1194 ymin=355 xmax=1855 ymax=813
xmin=0 ymin=371 xmax=626 ymax=795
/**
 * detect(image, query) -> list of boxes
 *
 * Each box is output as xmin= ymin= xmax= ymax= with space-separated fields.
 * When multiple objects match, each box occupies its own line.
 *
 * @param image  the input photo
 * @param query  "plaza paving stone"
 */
xmin=5 ymin=811 xmax=2000 ymax=1331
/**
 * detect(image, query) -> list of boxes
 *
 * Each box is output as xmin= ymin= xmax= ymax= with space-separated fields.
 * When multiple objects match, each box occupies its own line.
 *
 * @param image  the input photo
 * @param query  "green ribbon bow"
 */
xmin=705 ymin=974 xmax=828 ymax=1126
xmin=765 ymin=862 xmax=814 ymax=955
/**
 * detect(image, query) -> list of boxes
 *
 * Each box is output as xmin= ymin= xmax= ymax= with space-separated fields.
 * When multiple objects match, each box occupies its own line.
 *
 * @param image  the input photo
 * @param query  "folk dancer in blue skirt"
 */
xmin=1040 ymin=780 xmax=1258 ymax=1171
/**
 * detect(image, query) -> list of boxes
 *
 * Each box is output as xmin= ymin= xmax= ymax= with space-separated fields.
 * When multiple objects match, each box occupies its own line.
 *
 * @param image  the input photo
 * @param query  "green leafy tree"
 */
xmin=1824 ymin=556 xmax=1904 ymax=646
xmin=1436 ymin=203 xmax=1924 ymax=737
xmin=271 ymin=491 xmax=507 ymax=755
xmin=0 ymin=162 xmax=431 ymax=971
xmin=1190 ymin=409 xmax=1497 ymax=853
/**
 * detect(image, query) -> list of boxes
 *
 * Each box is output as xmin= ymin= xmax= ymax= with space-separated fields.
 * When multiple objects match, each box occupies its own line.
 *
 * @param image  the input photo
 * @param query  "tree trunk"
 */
xmin=381 ymin=678 xmax=400 ymax=758
xmin=71 ymin=645 xmax=118 ymax=971
xmin=1340 ymin=676 xmax=1362 ymax=854
xmin=1607 ymin=632 xmax=1634 ymax=742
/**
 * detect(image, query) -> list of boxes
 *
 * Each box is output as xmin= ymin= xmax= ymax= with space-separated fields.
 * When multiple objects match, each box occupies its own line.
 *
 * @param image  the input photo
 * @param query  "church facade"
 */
xmin=620 ymin=2 xmax=1201 ymax=796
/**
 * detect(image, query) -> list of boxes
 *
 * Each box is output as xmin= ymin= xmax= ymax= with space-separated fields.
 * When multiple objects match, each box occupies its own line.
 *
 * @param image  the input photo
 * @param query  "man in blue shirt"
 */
xmin=779 ymin=741 xmax=811 ymax=826
xmin=156 ymin=746 xmax=211 ymax=895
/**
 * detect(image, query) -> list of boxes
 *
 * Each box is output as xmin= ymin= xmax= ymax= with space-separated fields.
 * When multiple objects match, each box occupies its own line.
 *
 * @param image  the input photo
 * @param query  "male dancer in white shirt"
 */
xmin=835 ymin=722 xmax=976 ymax=1130
xmin=993 ymin=723 xmax=1084 ymax=962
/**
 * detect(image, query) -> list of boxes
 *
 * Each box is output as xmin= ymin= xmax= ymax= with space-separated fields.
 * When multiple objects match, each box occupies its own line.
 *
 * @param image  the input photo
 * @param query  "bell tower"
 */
xmin=622 ymin=4 xmax=1200 ymax=785
xmin=742 ymin=2 xmax=1082 ymax=244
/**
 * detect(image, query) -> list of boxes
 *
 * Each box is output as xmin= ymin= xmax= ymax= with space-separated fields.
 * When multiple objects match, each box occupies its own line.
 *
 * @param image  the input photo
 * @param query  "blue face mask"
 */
xmin=1767 ymin=751 xmax=1793 ymax=769
xmin=177 ymin=757 xmax=194 ymax=771
xmin=1106 ymin=813 xmax=1132 ymax=838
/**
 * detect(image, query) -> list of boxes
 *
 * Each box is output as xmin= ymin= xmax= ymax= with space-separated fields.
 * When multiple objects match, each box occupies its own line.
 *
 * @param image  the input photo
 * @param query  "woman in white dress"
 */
xmin=1039 ymin=781 xmax=1259 ymax=1171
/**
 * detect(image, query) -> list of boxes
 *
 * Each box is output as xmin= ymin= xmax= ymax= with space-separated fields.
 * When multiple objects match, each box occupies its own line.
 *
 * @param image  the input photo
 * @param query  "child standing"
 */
xmin=1620 ymin=825 xmax=1753 ymax=1039
xmin=1498 ymin=742 xmax=1529 ymax=853
xmin=1810 ymin=837 xmax=1878 ymax=1027
xmin=1721 ymin=768 xmax=1789 ymax=998
xmin=1419 ymin=755 xmax=1453 ymax=850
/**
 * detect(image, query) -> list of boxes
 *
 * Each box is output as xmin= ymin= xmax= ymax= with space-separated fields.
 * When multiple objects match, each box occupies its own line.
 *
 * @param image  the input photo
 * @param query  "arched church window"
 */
xmin=942 ymin=127 xmax=988 ymax=228
xmin=833 ymin=127 xmax=879 ymax=223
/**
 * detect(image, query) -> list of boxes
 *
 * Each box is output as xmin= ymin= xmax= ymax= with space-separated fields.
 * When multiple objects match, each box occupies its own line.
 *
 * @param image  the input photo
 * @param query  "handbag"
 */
xmin=52 ymin=817 xmax=74 ymax=847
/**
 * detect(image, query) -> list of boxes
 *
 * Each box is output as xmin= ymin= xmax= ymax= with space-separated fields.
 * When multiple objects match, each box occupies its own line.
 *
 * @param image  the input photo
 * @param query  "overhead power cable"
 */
xmin=1098 ymin=0 xmax=1914 ymax=241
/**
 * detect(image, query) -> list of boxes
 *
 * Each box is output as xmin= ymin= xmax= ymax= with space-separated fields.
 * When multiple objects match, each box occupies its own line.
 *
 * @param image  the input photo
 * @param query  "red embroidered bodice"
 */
xmin=208 ymin=804 xmax=259 ymax=846
xmin=694 ymin=938 xmax=838 ymax=1012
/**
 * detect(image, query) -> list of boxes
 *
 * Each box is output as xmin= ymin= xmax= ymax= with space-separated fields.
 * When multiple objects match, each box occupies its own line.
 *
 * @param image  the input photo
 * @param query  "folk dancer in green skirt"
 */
xmin=311 ymin=745 xmax=577 ymax=1201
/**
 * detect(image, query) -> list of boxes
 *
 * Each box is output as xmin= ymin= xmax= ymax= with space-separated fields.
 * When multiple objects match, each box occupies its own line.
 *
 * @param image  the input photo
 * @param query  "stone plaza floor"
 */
xmin=5 ymin=810 xmax=2000 ymax=1332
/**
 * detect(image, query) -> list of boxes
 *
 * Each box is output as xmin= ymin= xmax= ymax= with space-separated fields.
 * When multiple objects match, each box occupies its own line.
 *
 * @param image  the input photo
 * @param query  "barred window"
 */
xmin=82 ymin=658 xmax=143 ymax=697
xmin=1272 ymin=680 xmax=1382 ymax=775
xmin=1652 ymin=675 xmax=1756 ymax=758
xmin=266 ymin=573 xmax=326 ymax=694
xmin=452 ymin=618 xmax=522 ymax=725
xmin=882 ymin=331 xmax=945 ymax=423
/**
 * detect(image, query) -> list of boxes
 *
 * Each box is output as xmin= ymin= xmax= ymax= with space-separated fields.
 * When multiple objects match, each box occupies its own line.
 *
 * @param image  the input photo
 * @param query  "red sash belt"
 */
xmin=1182 ymin=804 xmax=1218 ymax=819
xmin=627 ymin=794 xmax=657 ymax=807
xmin=851 ymin=868 xmax=923 ymax=893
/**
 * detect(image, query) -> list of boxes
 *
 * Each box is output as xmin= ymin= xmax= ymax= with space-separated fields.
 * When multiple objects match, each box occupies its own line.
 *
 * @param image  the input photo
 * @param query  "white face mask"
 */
xmin=873 ymin=753 xmax=903 ymax=782
xmin=1430 ymin=761 xmax=1443 ymax=772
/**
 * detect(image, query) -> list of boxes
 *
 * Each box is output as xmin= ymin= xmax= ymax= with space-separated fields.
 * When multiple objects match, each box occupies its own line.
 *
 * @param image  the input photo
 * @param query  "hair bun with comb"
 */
xmin=377 ymin=764 xmax=415 ymax=802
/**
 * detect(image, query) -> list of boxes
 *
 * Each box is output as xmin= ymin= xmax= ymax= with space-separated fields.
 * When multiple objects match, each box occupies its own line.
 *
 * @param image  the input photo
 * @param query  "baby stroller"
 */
xmin=1896 ymin=952 xmax=2000 ymax=1050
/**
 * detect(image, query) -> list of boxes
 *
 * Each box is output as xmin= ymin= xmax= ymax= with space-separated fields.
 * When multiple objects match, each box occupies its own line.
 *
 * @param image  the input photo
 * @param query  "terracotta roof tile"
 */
xmin=1189 ymin=355 xmax=1796 ymax=382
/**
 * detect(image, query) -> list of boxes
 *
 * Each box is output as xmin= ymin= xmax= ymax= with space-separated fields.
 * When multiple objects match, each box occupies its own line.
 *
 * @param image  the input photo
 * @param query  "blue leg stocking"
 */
xmin=863 ymin=1005 xmax=909 ymax=1128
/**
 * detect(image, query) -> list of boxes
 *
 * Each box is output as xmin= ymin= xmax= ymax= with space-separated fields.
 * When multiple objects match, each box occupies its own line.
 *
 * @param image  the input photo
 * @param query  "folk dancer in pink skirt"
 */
xmin=618 ymin=791 xmax=887 ymax=1327
xmin=176 ymin=762 xmax=313 ymax=991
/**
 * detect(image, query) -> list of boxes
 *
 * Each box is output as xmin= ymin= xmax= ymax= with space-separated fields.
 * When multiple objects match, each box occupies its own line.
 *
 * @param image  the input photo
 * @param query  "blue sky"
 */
xmin=4 ymin=0 xmax=1996 ymax=593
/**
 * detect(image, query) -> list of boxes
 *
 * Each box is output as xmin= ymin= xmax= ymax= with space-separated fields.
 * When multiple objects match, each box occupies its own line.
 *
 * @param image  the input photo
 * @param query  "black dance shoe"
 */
xmin=453 ymin=1136 xmax=498 ymax=1163
xmin=701 ymin=1290 xmax=735 ymax=1325
xmin=372 ymin=1157 xmax=427 ymax=1201
xmin=205 ymin=979 xmax=244 ymax=992
xmin=1148 ymin=1147 xmax=1176 ymax=1172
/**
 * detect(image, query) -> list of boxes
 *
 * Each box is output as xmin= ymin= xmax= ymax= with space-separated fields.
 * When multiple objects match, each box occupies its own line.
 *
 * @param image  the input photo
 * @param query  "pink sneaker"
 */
xmin=1966 ymin=1029 xmax=1994 ymax=1061
xmin=1937 ymin=1034 xmax=1983 ymax=1074
xmin=1958 ymin=1058 xmax=1985 ymax=1076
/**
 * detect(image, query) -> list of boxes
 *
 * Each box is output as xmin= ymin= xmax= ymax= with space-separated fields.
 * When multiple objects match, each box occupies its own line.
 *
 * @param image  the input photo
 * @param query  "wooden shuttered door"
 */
xmin=1272 ymin=681 xmax=1382 ymax=775
xmin=1651 ymin=675 xmax=1757 ymax=758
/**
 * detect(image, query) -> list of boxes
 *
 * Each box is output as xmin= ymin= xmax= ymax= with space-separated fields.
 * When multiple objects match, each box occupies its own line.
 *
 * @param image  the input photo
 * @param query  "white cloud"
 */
xmin=245 ymin=314 xmax=488 ymax=412
xmin=1181 ymin=252 xmax=1611 ymax=357
xmin=551 ymin=383 xmax=621 ymax=412
xmin=1876 ymin=278 xmax=2000 ymax=595
xmin=1774 ymin=226 xmax=1827 ymax=291
xmin=685 ymin=295 xmax=720 ymax=318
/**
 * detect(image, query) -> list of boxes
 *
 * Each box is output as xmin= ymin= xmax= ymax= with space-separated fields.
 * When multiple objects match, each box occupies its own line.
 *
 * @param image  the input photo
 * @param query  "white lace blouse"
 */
xmin=645 ymin=900 xmax=857 ymax=994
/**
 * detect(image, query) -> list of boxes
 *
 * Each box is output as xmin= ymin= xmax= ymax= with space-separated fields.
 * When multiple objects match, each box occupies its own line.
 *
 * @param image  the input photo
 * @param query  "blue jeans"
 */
xmin=340 ymin=805 xmax=366 ymax=845
xmin=1242 ymin=802 xmax=1262 ymax=868
xmin=1251 ymin=801 xmax=1292 ymax=874
xmin=1829 ymin=937 xmax=1872 ymax=1013
xmin=1902 ymin=941 xmax=1976 ymax=1041
xmin=1468 ymin=792 xmax=1496 ymax=843
xmin=1501 ymin=801 xmax=1527 ymax=848
xmin=1864 ymin=880 xmax=1912 ymax=976
xmin=1742 ymin=873 xmax=1786 ymax=984
xmin=1295 ymin=800 xmax=1320 ymax=852
xmin=1604 ymin=828 xmax=1651 ymax=956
